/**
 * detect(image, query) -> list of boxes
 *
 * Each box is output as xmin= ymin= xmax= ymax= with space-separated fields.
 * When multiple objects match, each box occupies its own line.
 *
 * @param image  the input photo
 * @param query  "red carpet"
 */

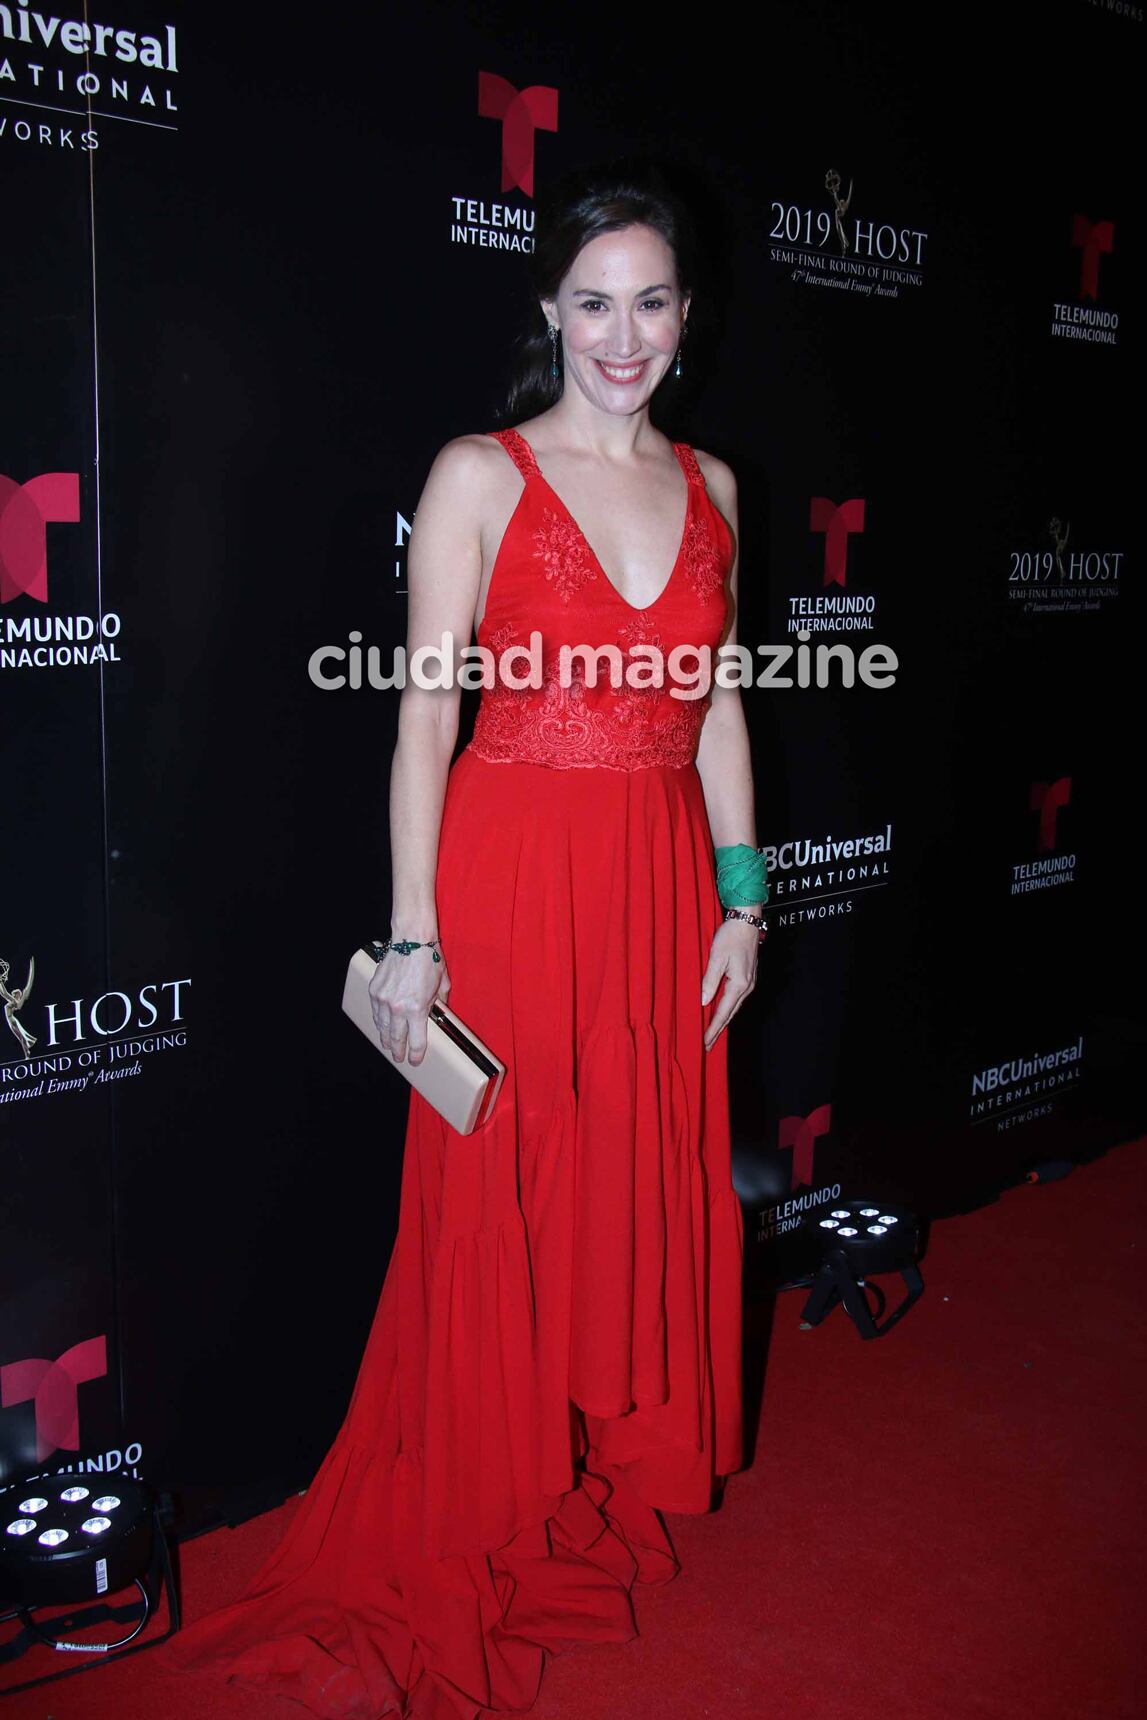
xmin=2 ymin=1139 xmax=1143 ymax=1720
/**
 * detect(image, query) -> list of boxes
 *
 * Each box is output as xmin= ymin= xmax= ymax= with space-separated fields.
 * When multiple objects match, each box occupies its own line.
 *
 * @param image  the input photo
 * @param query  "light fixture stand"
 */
xmin=0 ymin=1481 xmax=180 ymax=1695
xmin=798 ymin=1199 xmax=924 ymax=1339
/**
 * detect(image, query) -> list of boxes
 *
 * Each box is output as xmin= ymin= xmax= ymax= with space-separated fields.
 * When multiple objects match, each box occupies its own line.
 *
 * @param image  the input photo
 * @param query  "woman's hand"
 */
xmin=700 ymin=920 xmax=760 ymax=1051
xmin=369 ymin=946 xmax=451 ymax=1066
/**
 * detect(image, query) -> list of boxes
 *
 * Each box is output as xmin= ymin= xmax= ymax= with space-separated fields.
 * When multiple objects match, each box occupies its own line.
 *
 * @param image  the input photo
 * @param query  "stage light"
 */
xmin=0 ymin=1474 xmax=152 ymax=1617
xmin=798 ymin=1199 xmax=924 ymax=1339
xmin=0 ymin=1472 xmax=180 ymax=1691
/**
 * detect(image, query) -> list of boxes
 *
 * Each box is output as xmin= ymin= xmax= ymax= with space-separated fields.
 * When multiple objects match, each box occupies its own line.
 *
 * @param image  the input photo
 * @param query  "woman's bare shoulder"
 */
xmin=691 ymin=446 xmax=738 ymax=514
xmin=424 ymin=431 xmax=511 ymax=488
xmin=415 ymin=432 xmax=519 ymax=528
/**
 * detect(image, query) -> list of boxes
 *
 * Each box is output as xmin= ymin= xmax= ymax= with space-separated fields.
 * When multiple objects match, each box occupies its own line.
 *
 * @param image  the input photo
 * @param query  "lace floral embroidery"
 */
xmin=674 ymin=444 xmax=705 ymax=487
xmin=532 ymin=507 xmax=598 ymax=605
xmin=471 ymin=437 xmax=723 ymax=768
xmin=490 ymin=428 xmax=541 ymax=480
xmin=614 ymin=615 xmax=670 ymax=723
xmin=681 ymin=514 xmax=726 ymax=606
xmin=469 ymin=646 xmax=704 ymax=770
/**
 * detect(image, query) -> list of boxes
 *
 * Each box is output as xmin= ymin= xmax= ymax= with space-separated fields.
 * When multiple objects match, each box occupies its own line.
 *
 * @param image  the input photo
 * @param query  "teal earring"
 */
xmin=549 ymin=324 xmax=560 ymax=379
xmin=674 ymin=319 xmax=688 ymax=379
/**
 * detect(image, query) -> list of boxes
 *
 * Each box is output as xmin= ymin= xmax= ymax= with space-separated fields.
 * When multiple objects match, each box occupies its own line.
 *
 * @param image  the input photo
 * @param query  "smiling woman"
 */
xmin=166 ymin=157 xmax=768 ymax=1720
xmin=499 ymin=159 xmax=697 ymax=436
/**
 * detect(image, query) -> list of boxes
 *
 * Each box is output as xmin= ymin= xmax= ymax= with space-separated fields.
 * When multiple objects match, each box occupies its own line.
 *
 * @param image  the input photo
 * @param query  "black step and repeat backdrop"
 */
xmin=2 ymin=1 xmax=1142 ymax=1533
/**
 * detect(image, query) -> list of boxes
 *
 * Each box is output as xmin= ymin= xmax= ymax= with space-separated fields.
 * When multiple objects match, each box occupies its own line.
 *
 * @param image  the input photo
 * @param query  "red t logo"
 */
xmin=1 ymin=1335 xmax=108 ymax=1462
xmin=778 ymin=1104 xmax=832 ymax=1191
xmin=810 ymin=497 xmax=865 ymax=587
xmin=1030 ymin=778 xmax=1071 ymax=853
xmin=1071 ymin=215 xmax=1113 ymax=302
xmin=0 ymin=472 xmax=81 ymax=603
xmin=477 ymin=72 xmax=558 ymax=197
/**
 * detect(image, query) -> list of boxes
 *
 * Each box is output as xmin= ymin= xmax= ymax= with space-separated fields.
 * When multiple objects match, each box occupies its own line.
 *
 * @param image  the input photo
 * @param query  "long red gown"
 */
xmin=165 ymin=427 xmax=745 ymax=1717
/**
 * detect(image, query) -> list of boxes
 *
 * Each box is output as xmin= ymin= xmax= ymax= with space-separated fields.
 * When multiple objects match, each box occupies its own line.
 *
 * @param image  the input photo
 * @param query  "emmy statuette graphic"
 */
xmin=825 ymin=168 xmax=853 ymax=254
xmin=1 ymin=953 xmax=36 ymax=1057
xmin=1049 ymin=518 xmax=1070 ymax=581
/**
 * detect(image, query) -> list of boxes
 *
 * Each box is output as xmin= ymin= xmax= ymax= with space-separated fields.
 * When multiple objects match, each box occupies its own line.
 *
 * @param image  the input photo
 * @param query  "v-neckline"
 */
xmin=513 ymin=431 xmax=693 ymax=614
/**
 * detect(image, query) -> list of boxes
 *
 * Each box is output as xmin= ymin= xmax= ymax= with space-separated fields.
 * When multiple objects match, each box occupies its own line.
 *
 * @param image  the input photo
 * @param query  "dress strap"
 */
xmin=673 ymin=443 xmax=707 ymax=489
xmin=487 ymin=428 xmax=542 ymax=481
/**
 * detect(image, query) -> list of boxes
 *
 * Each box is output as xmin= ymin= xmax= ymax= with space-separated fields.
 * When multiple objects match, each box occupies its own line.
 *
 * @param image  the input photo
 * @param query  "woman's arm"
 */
xmin=692 ymin=454 xmax=765 ymax=1047
xmin=695 ymin=454 xmax=762 ymax=886
xmin=371 ymin=436 xmax=493 ymax=1065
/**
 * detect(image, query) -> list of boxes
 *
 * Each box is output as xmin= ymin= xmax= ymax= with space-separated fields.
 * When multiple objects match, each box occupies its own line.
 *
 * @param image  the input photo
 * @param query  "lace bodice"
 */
xmin=467 ymin=428 xmax=734 ymax=771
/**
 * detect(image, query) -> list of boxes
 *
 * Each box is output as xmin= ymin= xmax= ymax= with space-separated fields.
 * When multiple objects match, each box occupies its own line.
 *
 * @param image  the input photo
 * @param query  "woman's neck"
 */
xmin=537 ymin=395 xmax=658 ymax=461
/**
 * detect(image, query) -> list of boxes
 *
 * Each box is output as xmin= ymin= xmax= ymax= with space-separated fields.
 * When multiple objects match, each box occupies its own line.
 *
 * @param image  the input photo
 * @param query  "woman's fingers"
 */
xmin=703 ymin=972 xmax=755 ymax=1049
xmin=389 ymin=1013 xmax=410 ymax=1062
xmin=704 ymin=993 xmax=736 ymax=1049
xmin=700 ymin=955 xmax=724 ymax=1008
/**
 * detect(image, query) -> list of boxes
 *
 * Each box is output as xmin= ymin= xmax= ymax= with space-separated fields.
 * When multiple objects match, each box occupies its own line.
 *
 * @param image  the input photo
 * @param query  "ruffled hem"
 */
xmin=165 ymin=1447 xmax=678 ymax=1720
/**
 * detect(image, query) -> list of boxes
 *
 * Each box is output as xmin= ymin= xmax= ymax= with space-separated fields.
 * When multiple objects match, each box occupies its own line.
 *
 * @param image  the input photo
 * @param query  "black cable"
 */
xmin=16 ymin=1579 xmax=151 ymax=1654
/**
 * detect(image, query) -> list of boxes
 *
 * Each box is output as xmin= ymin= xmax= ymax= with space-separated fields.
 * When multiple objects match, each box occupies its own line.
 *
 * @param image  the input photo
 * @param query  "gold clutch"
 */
xmin=342 ymin=942 xmax=505 ymax=1135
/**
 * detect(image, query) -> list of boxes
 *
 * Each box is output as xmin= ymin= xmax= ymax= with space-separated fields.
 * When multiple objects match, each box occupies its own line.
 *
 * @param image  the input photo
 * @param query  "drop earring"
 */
xmin=549 ymin=324 xmax=560 ymax=380
xmin=674 ymin=319 xmax=687 ymax=380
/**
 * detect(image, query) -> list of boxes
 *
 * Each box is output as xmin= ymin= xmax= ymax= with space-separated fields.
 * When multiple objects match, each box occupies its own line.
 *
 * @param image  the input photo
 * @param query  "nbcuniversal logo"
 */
xmin=761 ymin=822 xmax=894 ymax=927
xmin=0 ymin=3 xmax=180 ymax=134
xmin=968 ymin=1033 xmax=1083 ymax=1130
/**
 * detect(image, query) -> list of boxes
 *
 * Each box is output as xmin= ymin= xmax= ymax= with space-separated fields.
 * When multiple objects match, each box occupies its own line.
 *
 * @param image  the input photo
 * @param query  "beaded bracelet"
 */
xmin=724 ymin=907 xmax=767 ymax=940
xmin=375 ymin=937 xmax=443 ymax=964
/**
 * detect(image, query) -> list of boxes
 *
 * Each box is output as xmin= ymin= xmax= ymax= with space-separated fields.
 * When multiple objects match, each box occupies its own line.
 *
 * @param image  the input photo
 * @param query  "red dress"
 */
xmin=165 ymin=428 xmax=745 ymax=1717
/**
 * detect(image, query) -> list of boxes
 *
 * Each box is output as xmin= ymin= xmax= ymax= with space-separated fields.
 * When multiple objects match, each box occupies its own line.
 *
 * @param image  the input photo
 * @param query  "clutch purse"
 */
xmin=342 ymin=941 xmax=506 ymax=1135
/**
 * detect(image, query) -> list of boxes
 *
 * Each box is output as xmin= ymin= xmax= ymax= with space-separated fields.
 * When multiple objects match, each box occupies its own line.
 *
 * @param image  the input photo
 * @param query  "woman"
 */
xmin=167 ymin=162 xmax=768 ymax=1720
